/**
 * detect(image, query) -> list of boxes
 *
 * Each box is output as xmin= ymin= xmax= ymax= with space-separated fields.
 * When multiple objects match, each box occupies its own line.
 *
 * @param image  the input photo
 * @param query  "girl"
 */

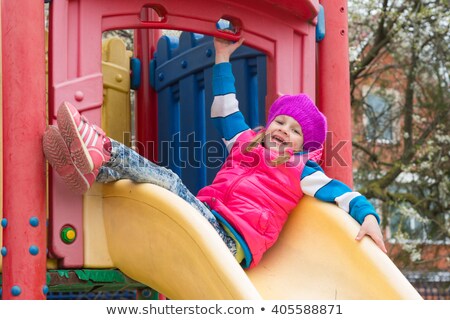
xmin=43 ymin=37 xmax=386 ymax=269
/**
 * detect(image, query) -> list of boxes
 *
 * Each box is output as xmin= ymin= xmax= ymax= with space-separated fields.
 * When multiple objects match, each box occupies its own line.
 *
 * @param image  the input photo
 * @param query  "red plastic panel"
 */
xmin=318 ymin=0 xmax=353 ymax=186
xmin=262 ymin=0 xmax=319 ymax=20
xmin=2 ymin=0 xmax=47 ymax=299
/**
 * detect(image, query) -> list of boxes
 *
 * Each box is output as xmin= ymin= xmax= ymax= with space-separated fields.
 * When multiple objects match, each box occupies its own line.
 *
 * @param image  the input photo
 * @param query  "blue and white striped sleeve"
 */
xmin=211 ymin=63 xmax=250 ymax=151
xmin=300 ymin=160 xmax=380 ymax=225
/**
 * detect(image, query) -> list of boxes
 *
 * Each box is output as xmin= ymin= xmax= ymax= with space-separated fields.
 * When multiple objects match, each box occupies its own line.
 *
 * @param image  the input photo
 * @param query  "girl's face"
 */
xmin=264 ymin=115 xmax=304 ymax=152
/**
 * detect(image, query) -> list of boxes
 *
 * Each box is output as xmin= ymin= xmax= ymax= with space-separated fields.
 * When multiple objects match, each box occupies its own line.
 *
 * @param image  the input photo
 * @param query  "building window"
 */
xmin=364 ymin=93 xmax=394 ymax=143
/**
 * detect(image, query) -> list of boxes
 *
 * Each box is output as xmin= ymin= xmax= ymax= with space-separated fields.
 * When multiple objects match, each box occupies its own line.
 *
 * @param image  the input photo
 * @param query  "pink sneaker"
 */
xmin=43 ymin=126 xmax=97 ymax=194
xmin=56 ymin=101 xmax=110 ymax=174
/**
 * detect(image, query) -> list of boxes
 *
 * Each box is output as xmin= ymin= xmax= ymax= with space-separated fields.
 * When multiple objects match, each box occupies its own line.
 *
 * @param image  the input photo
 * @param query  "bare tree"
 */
xmin=348 ymin=0 xmax=449 ymax=268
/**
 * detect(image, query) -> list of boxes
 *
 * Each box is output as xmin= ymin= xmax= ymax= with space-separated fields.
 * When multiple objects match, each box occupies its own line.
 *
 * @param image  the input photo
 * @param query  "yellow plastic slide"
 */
xmin=102 ymin=180 xmax=422 ymax=300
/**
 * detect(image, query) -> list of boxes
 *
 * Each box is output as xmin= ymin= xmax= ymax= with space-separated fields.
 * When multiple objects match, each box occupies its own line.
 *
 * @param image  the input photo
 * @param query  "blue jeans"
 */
xmin=96 ymin=139 xmax=237 ymax=256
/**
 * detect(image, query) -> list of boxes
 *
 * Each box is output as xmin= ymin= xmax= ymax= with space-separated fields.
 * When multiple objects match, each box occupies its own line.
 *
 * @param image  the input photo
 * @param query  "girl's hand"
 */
xmin=356 ymin=215 xmax=388 ymax=253
xmin=214 ymin=37 xmax=245 ymax=64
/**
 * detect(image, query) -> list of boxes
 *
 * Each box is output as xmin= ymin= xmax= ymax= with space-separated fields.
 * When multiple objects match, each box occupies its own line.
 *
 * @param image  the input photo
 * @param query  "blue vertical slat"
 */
xmin=154 ymin=36 xmax=182 ymax=175
xmin=257 ymin=55 xmax=268 ymax=126
xmin=178 ymin=33 xmax=199 ymax=190
xmin=158 ymin=87 xmax=179 ymax=173
xmin=178 ymin=33 xmax=208 ymax=193
xmin=248 ymin=57 xmax=260 ymax=128
xmin=233 ymin=59 xmax=250 ymax=122
xmin=179 ymin=75 xmax=199 ymax=191
xmin=170 ymin=87 xmax=181 ymax=177
xmin=195 ymin=72 xmax=208 ymax=190
xmin=203 ymin=66 xmax=224 ymax=185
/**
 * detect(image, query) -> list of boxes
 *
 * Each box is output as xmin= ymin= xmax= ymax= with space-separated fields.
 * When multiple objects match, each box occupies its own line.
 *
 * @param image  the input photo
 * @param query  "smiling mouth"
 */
xmin=273 ymin=136 xmax=285 ymax=144
xmin=271 ymin=135 xmax=292 ymax=148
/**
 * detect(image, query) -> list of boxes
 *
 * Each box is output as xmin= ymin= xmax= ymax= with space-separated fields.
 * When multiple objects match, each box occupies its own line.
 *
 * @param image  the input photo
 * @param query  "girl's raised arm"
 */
xmin=211 ymin=37 xmax=250 ymax=151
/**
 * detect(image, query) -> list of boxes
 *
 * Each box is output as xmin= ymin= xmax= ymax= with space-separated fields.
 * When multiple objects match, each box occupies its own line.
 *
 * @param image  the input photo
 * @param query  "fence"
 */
xmin=407 ymin=272 xmax=450 ymax=300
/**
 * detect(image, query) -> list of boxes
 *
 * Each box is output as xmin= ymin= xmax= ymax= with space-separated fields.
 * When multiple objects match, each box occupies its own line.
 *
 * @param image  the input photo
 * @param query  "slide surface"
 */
xmin=102 ymin=180 xmax=422 ymax=300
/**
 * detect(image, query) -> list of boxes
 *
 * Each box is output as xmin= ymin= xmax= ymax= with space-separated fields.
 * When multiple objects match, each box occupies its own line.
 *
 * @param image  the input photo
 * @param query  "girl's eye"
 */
xmin=293 ymin=129 xmax=300 ymax=134
xmin=275 ymin=120 xmax=283 ymax=125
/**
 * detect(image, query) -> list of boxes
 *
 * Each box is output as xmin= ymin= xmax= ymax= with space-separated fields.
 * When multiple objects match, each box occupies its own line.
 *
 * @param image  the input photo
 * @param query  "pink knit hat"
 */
xmin=267 ymin=94 xmax=327 ymax=151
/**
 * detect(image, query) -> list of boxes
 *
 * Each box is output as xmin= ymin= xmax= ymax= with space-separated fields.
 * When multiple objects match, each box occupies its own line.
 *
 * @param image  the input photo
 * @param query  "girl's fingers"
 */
xmin=355 ymin=228 xmax=366 ymax=241
xmin=356 ymin=227 xmax=388 ymax=253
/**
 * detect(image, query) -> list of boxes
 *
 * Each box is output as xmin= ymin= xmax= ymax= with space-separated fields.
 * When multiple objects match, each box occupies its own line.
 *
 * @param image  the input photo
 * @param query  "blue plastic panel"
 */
xmin=130 ymin=57 xmax=142 ymax=90
xmin=316 ymin=4 xmax=326 ymax=42
xmin=151 ymin=32 xmax=266 ymax=194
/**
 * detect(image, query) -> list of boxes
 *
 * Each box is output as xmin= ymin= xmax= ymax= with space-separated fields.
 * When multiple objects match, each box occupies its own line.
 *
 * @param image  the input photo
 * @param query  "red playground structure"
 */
xmin=1 ymin=0 xmax=420 ymax=300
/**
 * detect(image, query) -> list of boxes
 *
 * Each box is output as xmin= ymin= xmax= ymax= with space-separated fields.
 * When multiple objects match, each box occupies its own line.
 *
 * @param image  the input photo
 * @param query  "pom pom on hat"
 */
xmin=267 ymin=94 xmax=327 ymax=151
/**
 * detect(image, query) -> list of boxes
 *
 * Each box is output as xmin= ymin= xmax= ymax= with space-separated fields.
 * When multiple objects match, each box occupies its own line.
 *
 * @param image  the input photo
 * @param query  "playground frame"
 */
xmin=1 ymin=0 xmax=353 ymax=299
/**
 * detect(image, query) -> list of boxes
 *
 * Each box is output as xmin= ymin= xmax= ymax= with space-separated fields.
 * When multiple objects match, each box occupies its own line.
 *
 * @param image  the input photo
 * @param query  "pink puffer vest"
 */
xmin=197 ymin=130 xmax=323 ymax=267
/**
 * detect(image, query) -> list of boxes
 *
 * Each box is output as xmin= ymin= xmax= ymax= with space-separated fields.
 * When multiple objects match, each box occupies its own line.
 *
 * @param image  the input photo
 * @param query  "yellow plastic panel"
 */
xmin=83 ymin=183 xmax=114 ymax=268
xmin=102 ymin=180 xmax=262 ymax=300
xmin=101 ymin=37 xmax=132 ymax=145
xmin=246 ymin=196 xmax=422 ymax=299
xmin=82 ymin=37 xmax=134 ymax=268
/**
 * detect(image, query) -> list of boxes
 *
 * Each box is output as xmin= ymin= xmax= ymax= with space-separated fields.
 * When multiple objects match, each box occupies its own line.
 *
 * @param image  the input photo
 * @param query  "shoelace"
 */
xmin=80 ymin=115 xmax=106 ymax=138
xmin=79 ymin=115 xmax=111 ymax=158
